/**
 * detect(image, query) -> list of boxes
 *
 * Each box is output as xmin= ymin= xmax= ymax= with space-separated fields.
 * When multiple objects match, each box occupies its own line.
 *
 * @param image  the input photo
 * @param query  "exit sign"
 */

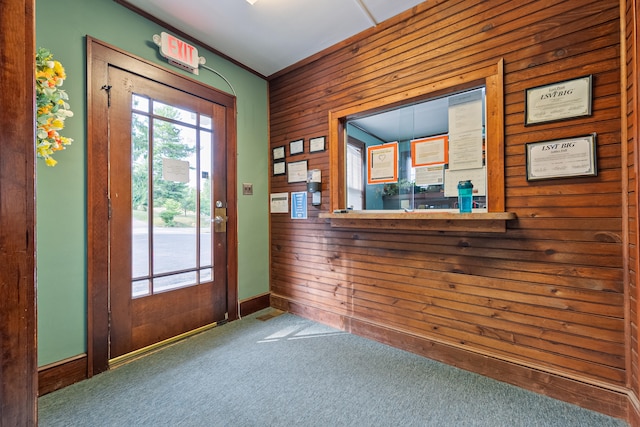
xmin=158 ymin=32 xmax=200 ymax=74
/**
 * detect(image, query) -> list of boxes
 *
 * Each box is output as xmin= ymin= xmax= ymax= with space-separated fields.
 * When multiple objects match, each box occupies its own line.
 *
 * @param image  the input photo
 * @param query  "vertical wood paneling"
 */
xmin=270 ymin=0 xmax=630 ymax=419
xmin=625 ymin=0 xmax=640 ymax=423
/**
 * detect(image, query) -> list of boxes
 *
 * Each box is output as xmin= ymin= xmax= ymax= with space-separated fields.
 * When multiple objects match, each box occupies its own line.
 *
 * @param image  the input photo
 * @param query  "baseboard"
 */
xmin=628 ymin=390 xmax=640 ymax=427
xmin=271 ymin=294 xmax=630 ymax=422
xmin=38 ymin=294 xmax=270 ymax=397
xmin=239 ymin=292 xmax=270 ymax=317
xmin=38 ymin=354 xmax=88 ymax=396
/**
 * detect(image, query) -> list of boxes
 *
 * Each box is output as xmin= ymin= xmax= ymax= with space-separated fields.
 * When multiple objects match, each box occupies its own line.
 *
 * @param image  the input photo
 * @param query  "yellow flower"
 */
xmin=44 ymin=157 xmax=57 ymax=167
xmin=53 ymin=61 xmax=66 ymax=79
xmin=51 ymin=119 xmax=64 ymax=129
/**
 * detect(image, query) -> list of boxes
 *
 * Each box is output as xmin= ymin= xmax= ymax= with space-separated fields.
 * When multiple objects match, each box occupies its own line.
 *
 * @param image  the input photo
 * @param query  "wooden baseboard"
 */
xmin=271 ymin=294 xmax=630 ymax=422
xmin=38 ymin=354 xmax=88 ymax=396
xmin=38 ymin=294 xmax=270 ymax=397
xmin=239 ymin=292 xmax=270 ymax=317
xmin=628 ymin=391 xmax=640 ymax=427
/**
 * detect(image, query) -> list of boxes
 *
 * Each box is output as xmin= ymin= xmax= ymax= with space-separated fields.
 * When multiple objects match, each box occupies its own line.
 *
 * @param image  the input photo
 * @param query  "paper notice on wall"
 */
xmin=448 ymin=91 xmax=484 ymax=170
xmin=444 ymin=167 xmax=487 ymax=197
xmin=162 ymin=158 xmax=190 ymax=183
xmin=415 ymin=165 xmax=444 ymax=186
xmin=270 ymin=192 xmax=289 ymax=213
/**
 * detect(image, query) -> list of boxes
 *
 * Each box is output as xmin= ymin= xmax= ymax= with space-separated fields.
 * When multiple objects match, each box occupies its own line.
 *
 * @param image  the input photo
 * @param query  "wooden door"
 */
xmin=107 ymin=66 xmax=228 ymax=359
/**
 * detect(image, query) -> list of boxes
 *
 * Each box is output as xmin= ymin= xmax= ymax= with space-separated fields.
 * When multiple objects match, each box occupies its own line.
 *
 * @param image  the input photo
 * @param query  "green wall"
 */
xmin=36 ymin=0 xmax=269 ymax=366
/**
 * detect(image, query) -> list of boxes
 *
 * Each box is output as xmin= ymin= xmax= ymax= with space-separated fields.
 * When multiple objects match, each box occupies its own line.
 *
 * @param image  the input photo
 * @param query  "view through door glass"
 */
xmin=108 ymin=67 xmax=227 ymax=360
xmin=131 ymin=95 xmax=214 ymax=296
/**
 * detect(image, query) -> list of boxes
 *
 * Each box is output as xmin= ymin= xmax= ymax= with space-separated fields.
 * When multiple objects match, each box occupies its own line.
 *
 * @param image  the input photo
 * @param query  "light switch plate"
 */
xmin=242 ymin=183 xmax=253 ymax=195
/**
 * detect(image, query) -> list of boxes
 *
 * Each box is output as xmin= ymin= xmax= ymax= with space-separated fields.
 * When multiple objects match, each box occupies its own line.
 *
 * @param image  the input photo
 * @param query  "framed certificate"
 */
xmin=411 ymin=135 xmax=448 ymax=167
xmin=272 ymin=145 xmax=285 ymax=160
xmin=289 ymin=139 xmax=304 ymax=155
xmin=525 ymin=134 xmax=597 ymax=181
xmin=309 ymin=136 xmax=326 ymax=153
xmin=525 ymin=75 xmax=592 ymax=125
xmin=273 ymin=161 xmax=286 ymax=176
xmin=367 ymin=142 xmax=398 ymax=185
xmin=287 ymin=160 xmax=308 ymax=183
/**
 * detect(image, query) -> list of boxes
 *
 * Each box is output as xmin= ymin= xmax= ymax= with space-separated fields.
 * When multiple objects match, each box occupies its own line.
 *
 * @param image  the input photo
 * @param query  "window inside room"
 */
xmin=345 ymin=87 xmax=487 ymax=212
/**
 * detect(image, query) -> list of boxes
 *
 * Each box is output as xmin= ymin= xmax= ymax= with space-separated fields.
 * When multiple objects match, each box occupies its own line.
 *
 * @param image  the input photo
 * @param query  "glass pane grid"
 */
xmin=131 ymin=97 xmax=214 ymax=298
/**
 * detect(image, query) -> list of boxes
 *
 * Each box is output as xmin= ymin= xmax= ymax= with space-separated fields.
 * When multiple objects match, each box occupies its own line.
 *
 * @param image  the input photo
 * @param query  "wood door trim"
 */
xmin=0 ymin=0 xmax=37 ymax=423
xmin=87 ymin=36 xmax=238 ymax=375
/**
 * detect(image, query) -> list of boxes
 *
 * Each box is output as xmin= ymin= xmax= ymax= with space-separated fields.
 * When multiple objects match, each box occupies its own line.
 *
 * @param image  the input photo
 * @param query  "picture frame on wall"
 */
xmin=273 ymin=161 xmax=286 ymax=176
xmin=309 ymin=136 xmax=326 ymax=153
xmin=367 ymin=142 xmax=398 ymax=185
xmin=289 ymin=139 xmax=304 ymax=155
xmin=525 ymin=133 xmax=597 ymax=181
xmin=287 ymin=160 xmax=308 ymax=183
xmin=272 ymin=145 xmax=285 ymax=160
xmin=524 ymin=75 xmax=593 ymax=126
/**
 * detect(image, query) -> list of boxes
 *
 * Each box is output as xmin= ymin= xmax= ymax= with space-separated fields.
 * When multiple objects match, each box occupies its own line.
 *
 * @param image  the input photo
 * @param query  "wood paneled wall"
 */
xmin=269 ymin=0 xmax=631 ymax=419
xmin=625 ymin=0 xmax=640 ymax=424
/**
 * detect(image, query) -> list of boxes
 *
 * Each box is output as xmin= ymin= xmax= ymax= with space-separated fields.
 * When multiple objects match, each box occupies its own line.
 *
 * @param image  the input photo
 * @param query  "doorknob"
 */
xmin=212 ymin=207 xmax=227 ymax=232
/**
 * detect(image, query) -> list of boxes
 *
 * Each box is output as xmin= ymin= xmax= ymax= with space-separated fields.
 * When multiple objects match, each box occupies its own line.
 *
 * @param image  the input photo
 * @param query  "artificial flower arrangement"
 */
xmin=36 ymin=47 xmax=73 ymax=166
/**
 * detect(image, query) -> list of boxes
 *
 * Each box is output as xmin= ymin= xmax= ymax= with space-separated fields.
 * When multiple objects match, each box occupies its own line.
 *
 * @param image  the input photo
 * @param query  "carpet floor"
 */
xmin=39 ymin=309 xmax=628 ymax=426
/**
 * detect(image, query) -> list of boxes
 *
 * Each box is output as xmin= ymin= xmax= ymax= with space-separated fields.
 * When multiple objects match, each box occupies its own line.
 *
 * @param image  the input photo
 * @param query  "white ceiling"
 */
xmin=122 ymin=0 xmax=426 ymax=77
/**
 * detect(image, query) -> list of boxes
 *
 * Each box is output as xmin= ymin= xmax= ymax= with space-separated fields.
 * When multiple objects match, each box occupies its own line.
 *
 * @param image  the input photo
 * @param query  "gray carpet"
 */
xmin=39 ymin=310 xmax=628 ymax=426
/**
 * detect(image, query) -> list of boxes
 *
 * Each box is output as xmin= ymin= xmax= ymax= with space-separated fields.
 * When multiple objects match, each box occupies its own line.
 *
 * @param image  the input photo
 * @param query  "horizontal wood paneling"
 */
xmin=269 ymin=0 xmax=628 ymax=419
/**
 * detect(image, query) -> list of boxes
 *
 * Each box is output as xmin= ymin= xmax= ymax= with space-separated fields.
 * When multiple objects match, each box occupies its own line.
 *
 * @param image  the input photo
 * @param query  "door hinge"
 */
xmin=108 ymin=197 xmax=112 ymax=219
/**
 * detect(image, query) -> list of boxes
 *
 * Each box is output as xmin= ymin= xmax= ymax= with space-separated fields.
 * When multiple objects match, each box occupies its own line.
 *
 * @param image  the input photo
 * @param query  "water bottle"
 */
xmin=457 ymin=180 xmax=473 ymax=213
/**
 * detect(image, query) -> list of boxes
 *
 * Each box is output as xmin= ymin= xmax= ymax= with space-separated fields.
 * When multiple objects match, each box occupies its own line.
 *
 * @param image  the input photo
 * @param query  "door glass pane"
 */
xmin=153 ymin=100 xmax=197 ymax=125
xmin=130 ymin=95 xmax=215 ymax=298
xmin=200 ymin=268 xmax=213 ymax=282
xmin=152 ymin=119 xmax=197 ymax=276
xmin=131 ymin=113 xmax=150 ymax=278
xmin=154 ymin=272 xmax=197 ymax=293
xmin=132 ymin=279 xmax=150 ymax=298
xmin=132 ymin=94 xmax=149 ymax=113
xmin=200 ymin=129 xmax=212 ymax=269
xmin=200 ymin=114 xmax=212 ymax=130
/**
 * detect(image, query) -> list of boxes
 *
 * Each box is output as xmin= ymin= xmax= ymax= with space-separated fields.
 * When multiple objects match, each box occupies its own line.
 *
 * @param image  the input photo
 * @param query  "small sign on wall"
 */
xmin=291 ymin=191 xmax=307 ymax=219
xmin=270 ymin=192 xmax=289 ymax=213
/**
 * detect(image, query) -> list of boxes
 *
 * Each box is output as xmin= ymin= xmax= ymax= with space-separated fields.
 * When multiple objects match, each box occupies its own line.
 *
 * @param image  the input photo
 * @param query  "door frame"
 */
xmin=87 ymin=36 xmax=238 ymax=376
xmin=0 ymin=0 xmax=37 ymax=423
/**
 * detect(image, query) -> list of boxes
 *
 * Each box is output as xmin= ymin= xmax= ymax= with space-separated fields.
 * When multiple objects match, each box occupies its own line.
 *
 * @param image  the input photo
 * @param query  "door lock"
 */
xmin=212 ymin=207 xmax=227 ymax=232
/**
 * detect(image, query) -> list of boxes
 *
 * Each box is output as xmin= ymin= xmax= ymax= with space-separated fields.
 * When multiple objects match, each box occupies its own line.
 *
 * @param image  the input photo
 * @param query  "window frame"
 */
xmin=328 ymin=59 xmax=505 ymax=214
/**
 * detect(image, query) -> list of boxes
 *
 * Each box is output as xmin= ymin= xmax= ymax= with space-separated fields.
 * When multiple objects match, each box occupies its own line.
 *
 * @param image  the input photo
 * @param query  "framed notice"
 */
xmin=270 ymin=192 xmax=289 ymax=213
xmin=287 ymin=160 xmax=308 ymax=183
xmin=525 ymin=134 xmax=597 ymax=181
xmin=525 ymin=75 xmax=593 ymax=125
xmin=367 ymin=142 xmax=398 ymax=185
xmin=289 ymin=139 xmax=304 ymax=156
xmin=411 ymin=135 xmax=448 ymax=167
xmin=309 ymin=136 xmax=326 ymax=153
xmin=272 ymin=145 xmax=285 ymax=160
xmin=273 ymin=161 xmax=286 ymax=176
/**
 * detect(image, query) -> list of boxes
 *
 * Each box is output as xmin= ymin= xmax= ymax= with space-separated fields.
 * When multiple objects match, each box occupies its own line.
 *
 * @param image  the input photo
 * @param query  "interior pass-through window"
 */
xmin=346 ymin=87 xmax=487 ymax=212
